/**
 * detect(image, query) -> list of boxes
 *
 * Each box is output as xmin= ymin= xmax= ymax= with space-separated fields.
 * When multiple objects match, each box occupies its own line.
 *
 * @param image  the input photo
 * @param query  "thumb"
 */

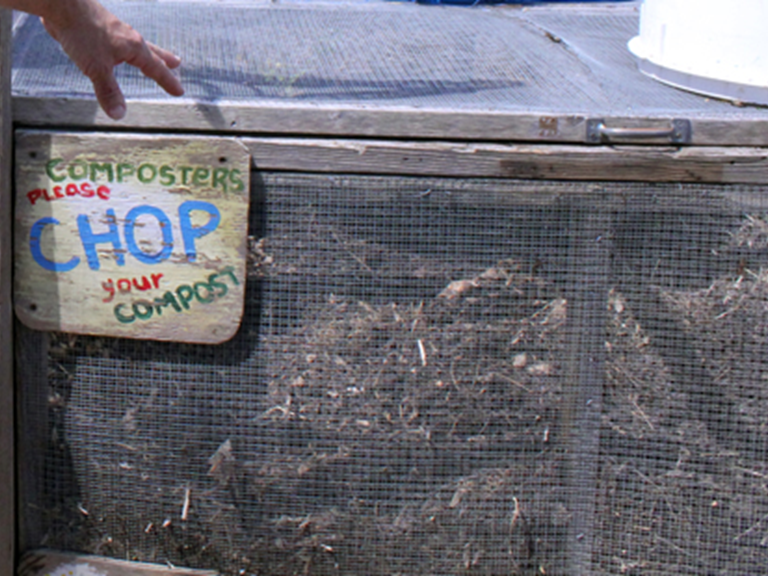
xmin=90 ymin=69 xmax=127 ymax=120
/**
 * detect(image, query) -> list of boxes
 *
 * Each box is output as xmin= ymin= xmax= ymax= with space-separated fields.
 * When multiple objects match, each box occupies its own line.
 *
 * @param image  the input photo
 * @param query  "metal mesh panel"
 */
xmin=10 ymin=1 xmax=766 ymax=120
xmin=12 ymin=2 xmax=597 ymax=109
xmin=19 ymin=174 xmax=768 ymax=575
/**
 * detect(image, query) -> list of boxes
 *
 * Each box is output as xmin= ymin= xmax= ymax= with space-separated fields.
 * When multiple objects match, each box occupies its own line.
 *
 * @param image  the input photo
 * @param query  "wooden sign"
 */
xmin=14 ymin=131 xmax=251 ymax=344
xmin=18 ymin=549 xmax=218 ymax=576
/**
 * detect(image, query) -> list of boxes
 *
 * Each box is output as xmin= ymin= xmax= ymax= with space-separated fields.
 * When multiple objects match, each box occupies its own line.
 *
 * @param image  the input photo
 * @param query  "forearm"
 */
xmin=0 ymin=0 xmax=97 ymax=30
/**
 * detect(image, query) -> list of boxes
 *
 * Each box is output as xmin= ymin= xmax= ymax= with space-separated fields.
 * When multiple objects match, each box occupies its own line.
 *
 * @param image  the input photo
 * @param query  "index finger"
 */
xmin=126 ymin=41 xmax=184 ymax=97
xmin=147 ymin=41 xmax=182 ymax=71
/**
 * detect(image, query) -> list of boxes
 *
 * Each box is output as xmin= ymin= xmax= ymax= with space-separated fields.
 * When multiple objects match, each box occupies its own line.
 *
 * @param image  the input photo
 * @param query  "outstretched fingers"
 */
xmin=88 ymin=66 xmax=127 ymax=120
xmin=39 ymin=0 xmax=184 ymax=120
xmin=90 ymin=40 xmax=183 ymax=120
xmin=124 ymin=40 xmax=184 ymax=98
xmin=147 ymin=41 xmax=182 ymax=71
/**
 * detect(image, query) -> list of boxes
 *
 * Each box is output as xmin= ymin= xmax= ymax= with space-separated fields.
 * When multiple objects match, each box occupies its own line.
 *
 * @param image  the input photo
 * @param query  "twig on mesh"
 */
xmin=735 ymin=466 xmax=768 ymax=480
xmin=417 ymin=339 xmax=427 ymax=367
xmin=655 ymin=536 xmax=694 ymax=557
xmin=733 ymin=512 xmax=768 ymax=543
xmin=614 ymin=557 xmax=647 ymax=574
xmin=181 ymin=486 xmax=191 ymax=521
xmin=330 ymin=227 xmax=374 ymax=274
xmin=627 ymin=393 xmax=654 ymax=431
xmin=487 ymin=371 xmax=532 ymax=393
xmin=510 ymin=496 xmax=521 ymax=533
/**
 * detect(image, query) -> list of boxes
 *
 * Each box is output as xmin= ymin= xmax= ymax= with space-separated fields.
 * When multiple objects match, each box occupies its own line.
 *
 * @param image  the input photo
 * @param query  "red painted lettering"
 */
xmin=132 ymin=276 xmax=151 ymax=291
xmin=26 ymin=189 xmax=43 ymax=205
xmin=102 ymin=279 xmax=115 ymax=303
xmin=24 ymin=182 xmax=110 ymax=204
xmin=101 ymin=274 xmax=165 ymax=302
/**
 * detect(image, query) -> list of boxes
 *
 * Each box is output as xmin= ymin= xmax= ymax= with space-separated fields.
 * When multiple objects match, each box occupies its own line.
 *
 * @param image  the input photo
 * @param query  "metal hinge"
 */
xmin=587 ymin=119 xmax=692 ymax=144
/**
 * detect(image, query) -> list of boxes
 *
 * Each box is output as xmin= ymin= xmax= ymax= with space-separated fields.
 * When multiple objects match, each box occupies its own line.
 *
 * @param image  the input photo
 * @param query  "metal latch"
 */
xmin=586 ymin=119 xmax=691 ymax=144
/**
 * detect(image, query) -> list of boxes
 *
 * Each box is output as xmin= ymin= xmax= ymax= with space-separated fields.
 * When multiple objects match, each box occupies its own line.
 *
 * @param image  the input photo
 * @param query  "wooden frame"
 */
xmin=14 ymin=97 xmax=768 ymax=147
xmin=243 ymin=137 xmax=768 ymax=183
xmin=1 ymin=8 xmax=15 ymax=576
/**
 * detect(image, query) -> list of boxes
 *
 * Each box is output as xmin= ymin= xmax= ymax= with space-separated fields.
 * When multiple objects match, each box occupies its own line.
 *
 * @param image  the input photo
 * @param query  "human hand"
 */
xmin=40 ymin=0 xmax=184 ymax=120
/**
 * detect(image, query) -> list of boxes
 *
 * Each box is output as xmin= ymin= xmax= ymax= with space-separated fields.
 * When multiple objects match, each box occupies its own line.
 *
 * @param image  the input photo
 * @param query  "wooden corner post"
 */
xmin=0 ymin=7 xmax=15 ymax=576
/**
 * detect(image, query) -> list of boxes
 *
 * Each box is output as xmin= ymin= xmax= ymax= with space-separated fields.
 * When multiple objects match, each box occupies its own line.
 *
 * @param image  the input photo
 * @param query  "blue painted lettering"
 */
xmin=124 ymin=205 xmax=173 ymax=265
xmin=178 ymin=201 xmax=221 ymax=262
xmin=29 ymin=217 xmax=80 ymax=272
xmin=77 ymin=209 xmax=125 ymax=271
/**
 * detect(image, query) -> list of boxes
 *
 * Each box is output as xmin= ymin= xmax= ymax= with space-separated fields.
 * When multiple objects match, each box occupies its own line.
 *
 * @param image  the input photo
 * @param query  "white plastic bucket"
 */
xmin=628 ymin=0 xmax=768 ymax=105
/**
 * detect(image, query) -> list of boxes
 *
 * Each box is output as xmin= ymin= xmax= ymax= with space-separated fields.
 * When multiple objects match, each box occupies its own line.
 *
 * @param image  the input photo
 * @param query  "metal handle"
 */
xmin=587 ymin=119 xmax=691 ymax=144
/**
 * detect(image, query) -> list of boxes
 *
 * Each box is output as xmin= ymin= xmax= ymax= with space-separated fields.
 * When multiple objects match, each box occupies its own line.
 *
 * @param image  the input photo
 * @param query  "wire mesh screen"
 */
xmin=11 ymin=2 xmax=765 ymax=121
xmin=19 ymin=173 xmax=768 ymax=575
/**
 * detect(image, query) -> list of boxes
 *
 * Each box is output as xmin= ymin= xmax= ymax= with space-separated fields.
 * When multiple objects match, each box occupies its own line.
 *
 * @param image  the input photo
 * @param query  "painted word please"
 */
xmin=27 ymin=182 xmax=111 ymax=205
xmin=114 ymin=267 xmax=239 ymax=324
xmin=30 ymin=201 xmax=220 ymax=272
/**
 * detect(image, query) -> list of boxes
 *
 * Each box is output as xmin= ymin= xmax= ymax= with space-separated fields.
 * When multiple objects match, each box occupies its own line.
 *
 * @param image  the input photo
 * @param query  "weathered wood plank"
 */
xmin=243 ymin=137 xmax=768 ymax=184
xmin=18 ymin=550 xmax=218 ymax=576
xmin=12 ymin=98 xmax=590 ymax=142
xmin=689 ymin=118 xmax=768 ymax=149
xmin=14 ymin=324 xmax=48 ymax=554
xmin=14 ymin=97 xmax=768 ymax=147
xmin=0 ymin=8 xmax=15 ymax=576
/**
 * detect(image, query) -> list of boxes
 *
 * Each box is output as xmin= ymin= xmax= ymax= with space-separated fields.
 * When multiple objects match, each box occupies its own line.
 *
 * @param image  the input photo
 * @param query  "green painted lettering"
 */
xmin=176 ymin=284 xmax=194 ymax=310
xmin=154 ymin=291 xmax=182 ymax=315
xmin=67 ymin=160 xmax=89 ymax=181
xmin=46 ymin=158 xmax=66 ymax=182
xmin=212 ymin=167 xmax=228 ymax=192
xmin=117 ymin=163 xmax=135 ymax=182
xmin=229 ymin=169 xmax=245 ymax=192
xmin=192 ymin=167 xmax=210 ymax=187
xmin=219 ymin=266 xmax=240 ymax=286
xmin=180 ymin=166 xmax=194 ymax=185
xmin=159 ymin=165 xmax=176 ymax=186
xmin=208 ymin=273 xmax=228 ymax=298
xmin=137 ymin=163 xmax=158 ymax=184
xmin=193 ymin=281 xmax=215 ymax=303
xmin=90 ymin=162 xmax=114 ymax=182
xmin=133 ymin=300 xmax=154 ymax=320
xmin=114 ymin=303 xmax=135 ymax=324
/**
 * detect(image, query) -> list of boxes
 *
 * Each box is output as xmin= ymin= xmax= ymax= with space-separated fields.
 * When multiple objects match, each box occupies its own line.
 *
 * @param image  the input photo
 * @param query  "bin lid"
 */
xmin=11 ymin=0 xmax=768 ymax=145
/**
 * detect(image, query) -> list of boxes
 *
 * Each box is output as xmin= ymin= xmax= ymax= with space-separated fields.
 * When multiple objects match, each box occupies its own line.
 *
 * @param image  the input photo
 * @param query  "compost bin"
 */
xmin=10 ymin=1 xmax=768 ymax=575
